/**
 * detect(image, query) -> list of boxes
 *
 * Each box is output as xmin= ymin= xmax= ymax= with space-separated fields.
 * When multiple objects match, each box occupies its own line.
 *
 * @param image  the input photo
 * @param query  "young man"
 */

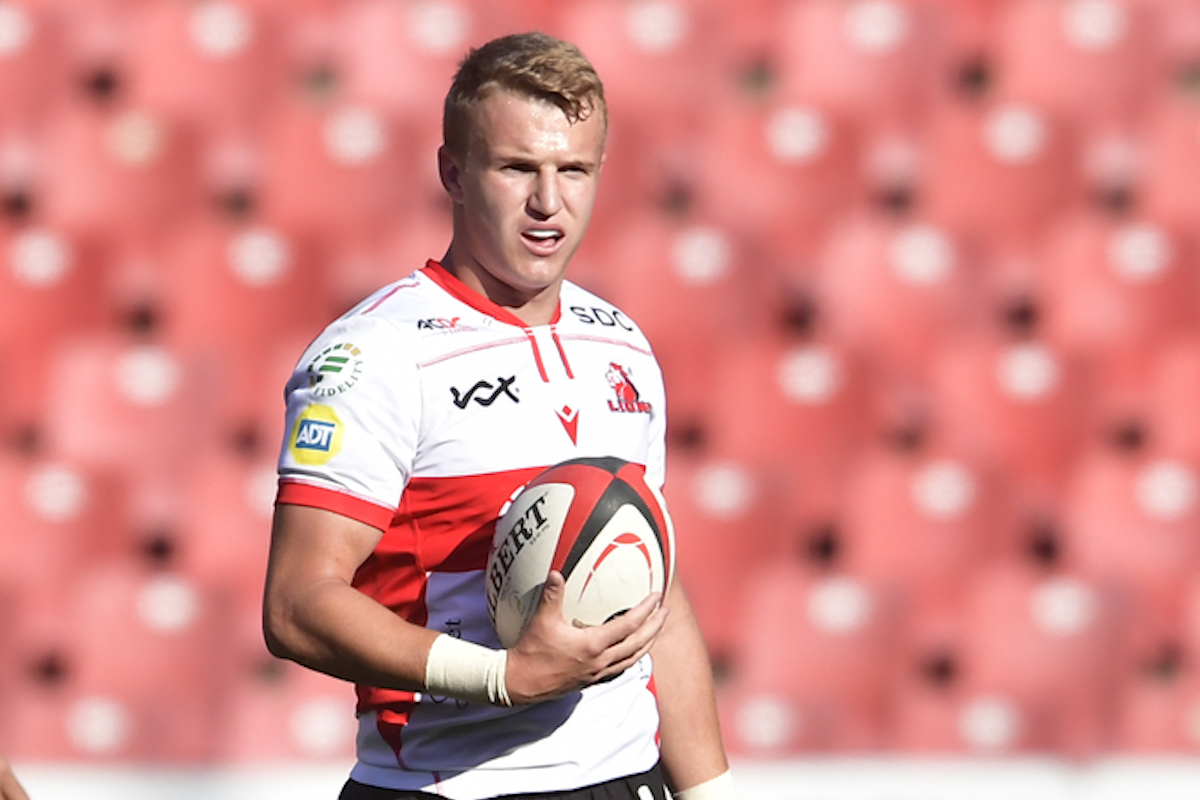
xmin=263 ymin=32 xmax=734 ymax=800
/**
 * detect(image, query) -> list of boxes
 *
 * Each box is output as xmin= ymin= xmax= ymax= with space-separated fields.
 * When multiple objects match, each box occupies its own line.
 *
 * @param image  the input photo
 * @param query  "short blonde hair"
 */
xmin=443 ymin=32 xmax=606 ymax=159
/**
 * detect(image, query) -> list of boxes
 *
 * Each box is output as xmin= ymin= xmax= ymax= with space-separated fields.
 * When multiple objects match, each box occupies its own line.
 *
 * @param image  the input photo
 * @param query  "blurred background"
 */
xmin=3 ymin=0 xmax=1200 ymax=796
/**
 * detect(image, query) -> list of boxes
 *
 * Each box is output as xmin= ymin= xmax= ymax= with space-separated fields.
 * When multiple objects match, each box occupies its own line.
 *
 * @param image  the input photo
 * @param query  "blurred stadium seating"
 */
xmin=4 ymin=0 xmax=1200 ymax=775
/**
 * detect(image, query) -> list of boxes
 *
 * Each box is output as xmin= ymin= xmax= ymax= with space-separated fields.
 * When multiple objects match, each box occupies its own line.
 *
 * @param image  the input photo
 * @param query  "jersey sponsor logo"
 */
xmin=289 ymin=404 xmax=344 ymax=465
xmin=606 ymin=363 xmax=652 ymax=414
xmin=569 ymin=305 xmax=634 ymax=331
xmin=451 ymin=376 xmax=519 ymax=409
xmin=417 ymin=316 xmax=467 ymax=331
xmin=307 ymin=342 xmax=363 ymax=398
xmin=556 ymin=404 xmax=579 ymax=444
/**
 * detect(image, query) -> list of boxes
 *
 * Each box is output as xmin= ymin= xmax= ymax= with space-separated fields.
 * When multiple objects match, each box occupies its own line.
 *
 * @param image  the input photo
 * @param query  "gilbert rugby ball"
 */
xmin=486 ymin=457 xmax=675 ymax=647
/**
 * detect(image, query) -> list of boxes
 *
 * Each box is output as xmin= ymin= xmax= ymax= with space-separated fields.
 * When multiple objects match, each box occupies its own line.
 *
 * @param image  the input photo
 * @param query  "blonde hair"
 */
xmin=443 ymin=32 xmax=606 ymax=159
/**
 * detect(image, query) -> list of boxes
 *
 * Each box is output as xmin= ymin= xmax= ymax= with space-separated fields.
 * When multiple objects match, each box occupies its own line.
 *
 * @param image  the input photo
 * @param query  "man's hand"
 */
xmin=0 ymin=757 xmax=30 ymax=800
xmin=503 ymin=571 xmax=667 ymax=704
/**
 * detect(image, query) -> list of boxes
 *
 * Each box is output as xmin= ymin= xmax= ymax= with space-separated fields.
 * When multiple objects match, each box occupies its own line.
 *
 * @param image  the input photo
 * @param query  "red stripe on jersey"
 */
xmin=275 ymin=480 xmax=397 ymax=531
xmin=558 ymin=332 xmax=654 ymax=357
xmin=525 ymin=330 xmax=550 ymax=382
xmin=550 ymin=326 xmax=575 ymax=379
xmin=648 ymin=671 xmax=661 ymax=747
xmin=351 ymin=467 xmax=543 ymax=721
xmin=362 ymin=276 xmax=422 ymax=315
xmin=422 ymin=260 xmax=563 ymax=327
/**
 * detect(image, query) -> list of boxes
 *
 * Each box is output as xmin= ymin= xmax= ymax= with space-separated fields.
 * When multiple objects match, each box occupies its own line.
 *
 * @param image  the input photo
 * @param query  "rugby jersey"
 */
xmin=276 ymin=261 xmax=667 ymax=799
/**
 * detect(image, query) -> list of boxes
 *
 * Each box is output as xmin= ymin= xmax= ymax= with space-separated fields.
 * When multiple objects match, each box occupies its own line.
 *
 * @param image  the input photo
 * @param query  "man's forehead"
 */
xmin=468 ymin=89 xmax=606 ymax=157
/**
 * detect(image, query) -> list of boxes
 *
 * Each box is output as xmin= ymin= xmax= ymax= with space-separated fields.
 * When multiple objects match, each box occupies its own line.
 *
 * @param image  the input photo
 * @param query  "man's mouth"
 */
xmin=523 ymin=229 xmax=564 ymax=242
xmin=522 ymin=228 xmax=565 ymax=253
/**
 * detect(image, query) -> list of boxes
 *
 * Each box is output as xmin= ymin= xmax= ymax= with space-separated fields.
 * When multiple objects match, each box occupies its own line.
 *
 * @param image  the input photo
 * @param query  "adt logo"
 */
xmin=295 ymin=419 xmax=336 ymax=451
xmin=289 ymin=404 xmax=343 ymax=466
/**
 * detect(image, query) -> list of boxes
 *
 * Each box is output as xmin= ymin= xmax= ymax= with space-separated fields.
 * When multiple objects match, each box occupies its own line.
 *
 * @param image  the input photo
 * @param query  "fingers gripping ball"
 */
xmin=487 ymin=457 xmax=675 ymax=647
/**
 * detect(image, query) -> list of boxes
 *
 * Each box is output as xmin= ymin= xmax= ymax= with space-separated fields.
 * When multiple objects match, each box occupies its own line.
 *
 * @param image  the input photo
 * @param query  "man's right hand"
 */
xmin=502 ymin=570 xmax=668 ymax=704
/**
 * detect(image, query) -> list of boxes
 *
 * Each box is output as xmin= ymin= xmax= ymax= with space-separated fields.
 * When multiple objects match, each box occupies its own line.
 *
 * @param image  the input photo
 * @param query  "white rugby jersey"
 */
xmin=276 ymin=262 xmax=667 ymax=799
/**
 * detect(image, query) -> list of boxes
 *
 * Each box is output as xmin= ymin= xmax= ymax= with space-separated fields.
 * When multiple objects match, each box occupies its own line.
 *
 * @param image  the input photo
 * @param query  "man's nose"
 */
xmin=528 ymin=168 xmax=563 ymax=217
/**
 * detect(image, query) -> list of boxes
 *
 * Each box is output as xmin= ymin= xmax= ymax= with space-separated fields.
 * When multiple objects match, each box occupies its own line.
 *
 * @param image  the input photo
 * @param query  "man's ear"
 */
xmin=438 ymin=145 xmax=464 ymax=203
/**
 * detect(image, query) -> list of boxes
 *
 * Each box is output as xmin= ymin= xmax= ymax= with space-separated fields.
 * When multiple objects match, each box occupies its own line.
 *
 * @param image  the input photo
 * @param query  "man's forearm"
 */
xmin=650 ymin=581 xmax=732 ymax=795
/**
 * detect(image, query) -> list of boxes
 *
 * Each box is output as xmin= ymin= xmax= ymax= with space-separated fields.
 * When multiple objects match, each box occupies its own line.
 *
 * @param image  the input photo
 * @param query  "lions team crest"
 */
xmin=307 ymin=342 xmax=364 ymax=397
xmin=606 ymin=363 xmax=652 ymax=414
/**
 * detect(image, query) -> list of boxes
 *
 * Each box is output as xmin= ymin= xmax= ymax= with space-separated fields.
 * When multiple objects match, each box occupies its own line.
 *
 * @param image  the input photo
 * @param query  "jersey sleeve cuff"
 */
xmin=275 ymin=479 xmax=397 ymax=531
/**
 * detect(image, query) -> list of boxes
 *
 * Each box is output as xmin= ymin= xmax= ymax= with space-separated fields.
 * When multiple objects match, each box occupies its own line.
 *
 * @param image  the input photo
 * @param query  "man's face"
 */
xmin=440 ymin=89 xmax=606 ymax=308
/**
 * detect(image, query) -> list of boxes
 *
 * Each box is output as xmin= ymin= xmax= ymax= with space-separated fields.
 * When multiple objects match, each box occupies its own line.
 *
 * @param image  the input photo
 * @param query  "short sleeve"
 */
xmin=275 ymin=314 xmax=419 ymax=529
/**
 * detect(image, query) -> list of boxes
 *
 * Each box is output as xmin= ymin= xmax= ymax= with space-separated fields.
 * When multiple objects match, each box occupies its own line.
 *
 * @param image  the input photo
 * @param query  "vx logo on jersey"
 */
xmin=451 ymin=376 xmax=519 ymax=409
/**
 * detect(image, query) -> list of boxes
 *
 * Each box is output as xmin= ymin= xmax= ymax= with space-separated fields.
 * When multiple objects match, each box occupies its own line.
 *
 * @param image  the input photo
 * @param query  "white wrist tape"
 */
xmin=673 ymin=770 xmax=736 ymax=800
xmin=423 ymin=634 xmax=512 ymax=707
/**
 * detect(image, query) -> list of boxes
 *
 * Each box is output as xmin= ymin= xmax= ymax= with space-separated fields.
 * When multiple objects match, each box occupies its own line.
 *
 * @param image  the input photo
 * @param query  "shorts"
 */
xmin=339 ymin=762 xmax=667 ymax=800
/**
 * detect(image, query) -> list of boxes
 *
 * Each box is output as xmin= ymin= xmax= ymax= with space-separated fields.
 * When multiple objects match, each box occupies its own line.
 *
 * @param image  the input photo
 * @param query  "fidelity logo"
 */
xmin=451 ymin=376 xmax=519 ymax=409
xmin=307 ymin=342 xmax=363 ymax=398
xmin=607 ymin=363 xmax=651 ymax=414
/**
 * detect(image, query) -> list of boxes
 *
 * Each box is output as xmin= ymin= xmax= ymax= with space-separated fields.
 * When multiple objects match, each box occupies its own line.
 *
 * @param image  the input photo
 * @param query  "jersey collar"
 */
xmin=422 ymin=260 xmax=562 ymax=328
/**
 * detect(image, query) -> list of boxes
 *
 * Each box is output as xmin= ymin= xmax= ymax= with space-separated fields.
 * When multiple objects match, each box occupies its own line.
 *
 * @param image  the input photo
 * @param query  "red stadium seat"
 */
xmin=0 ymin=225 xmax=108 ymax=423
xmin=155 ymin=219 xmax=330 ymax=428
xmin=931 ymin=332 xmax=1088 ymax=499
xmin=0 ymin=453 xmax=133 ymax=605
xmin=39 ymin=562 xmax=231 ymax=761
xmin=957 ymin=566 xmax=1120 ymax=755
xmin=838 ymin=443 xmax=1018 ymax=611
xmin=1113 ymin=671 xmax=1200 ymax=752
xmin=258 ymin=99 xmax=412 ymax=239
xmin=41 ymin=334 xmax=208 ymax=478
xmin=331 ymin=0 xmax=525 ymax=123
xmin=1151 ymin=334 xmax=1200 ymax=459
xmin=814 ymin=213 xmax=976 ymax=383
xmin=994 ymin=0 xmax=1154 ymax=124
xmin=663 ymin=453 xmax=787 ymax=664
xmin=170 ymin=446 xmax=277 ymax=614
xmin=1037 ymin=212 xmax=1196 ymax=374
xmin=217 ymin=609 xmax=357 ymax=761
xmin=723 ymin=566 xmax=898 ymax=753
xmin=555 ymin=0 xmax=718 ymax=120
xmin=0 ymin=1 xmax=58 ymax=126
xmin=886 ymin=611 xmax=972 ymax=752
xmin=1064 ymin=444 xmax=1200 ymax=614
xmin=772 ymin=0 xmax=931 ymax=125
xmin=125 ymin=1 xmax=284 ymax=134
xmin=39 ymin=102 xmax=203 ymax=240
xmin=921 ymin=100 xmax=1082 ymax=245
xmin=701 ymin=328 xmax=873 ymax=483
xmin=1112 ymin=600 xmax=1194 ymax=751
xmin=685 ymin=96 xmax=862 ymax=258
xmin=1141 ymin=98 xmax=1200 ymax=234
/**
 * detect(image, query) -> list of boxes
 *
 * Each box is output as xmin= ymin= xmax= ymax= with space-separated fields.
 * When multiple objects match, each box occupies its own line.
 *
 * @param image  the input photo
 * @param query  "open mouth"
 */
xmin=522 ymin=228 xmax=565 ymax=252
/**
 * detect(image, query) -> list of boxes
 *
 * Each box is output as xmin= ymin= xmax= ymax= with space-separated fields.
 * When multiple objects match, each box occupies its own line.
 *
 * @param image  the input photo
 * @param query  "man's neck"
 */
xmin=439 ymin=249 xmax=561 ymax=327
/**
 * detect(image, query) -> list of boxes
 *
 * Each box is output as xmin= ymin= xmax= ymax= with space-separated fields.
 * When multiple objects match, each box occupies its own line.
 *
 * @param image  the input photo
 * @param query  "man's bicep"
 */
xmin=267 ymin=502 xmax=384 ymax=588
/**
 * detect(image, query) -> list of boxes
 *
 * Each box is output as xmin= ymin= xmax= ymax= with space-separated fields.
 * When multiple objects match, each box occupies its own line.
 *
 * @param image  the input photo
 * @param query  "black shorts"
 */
xmin=339 ymin=762 xmax=667 ymax=800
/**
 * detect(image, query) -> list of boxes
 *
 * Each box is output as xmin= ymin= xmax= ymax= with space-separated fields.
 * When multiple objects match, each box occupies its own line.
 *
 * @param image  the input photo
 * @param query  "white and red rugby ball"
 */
xmin=486 ymin=457 xmax=675 ymax=647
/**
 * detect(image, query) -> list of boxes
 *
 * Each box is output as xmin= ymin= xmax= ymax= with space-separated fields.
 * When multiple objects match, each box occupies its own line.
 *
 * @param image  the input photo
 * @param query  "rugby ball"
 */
xmin=486 ymin=457 xmax=675 ymax=647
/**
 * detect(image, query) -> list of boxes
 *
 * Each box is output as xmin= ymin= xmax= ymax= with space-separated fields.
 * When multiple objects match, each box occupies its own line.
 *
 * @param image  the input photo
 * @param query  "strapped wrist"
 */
xmin=423 ymin=633 xmax=512 ymax=707
xmin=673 ymin=770 xmax=736 ymax=800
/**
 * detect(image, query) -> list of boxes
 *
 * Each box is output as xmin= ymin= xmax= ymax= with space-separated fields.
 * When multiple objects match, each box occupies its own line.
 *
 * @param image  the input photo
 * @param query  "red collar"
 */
xmin=421 ymin=260 xmax=562 ymax=328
